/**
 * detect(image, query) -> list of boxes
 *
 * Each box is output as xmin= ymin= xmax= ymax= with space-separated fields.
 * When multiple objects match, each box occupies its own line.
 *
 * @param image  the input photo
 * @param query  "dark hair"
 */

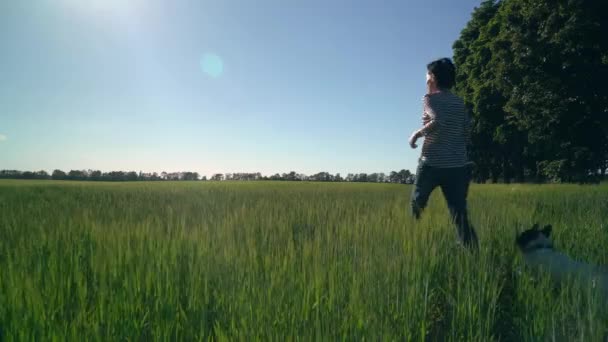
xmin=427 ymin=58 xmax=456 ymax=89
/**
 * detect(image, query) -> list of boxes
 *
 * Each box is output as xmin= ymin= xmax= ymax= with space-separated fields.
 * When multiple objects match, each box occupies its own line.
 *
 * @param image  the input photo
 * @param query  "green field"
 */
xmin=1 ymin=180 xmax=607 ymax=340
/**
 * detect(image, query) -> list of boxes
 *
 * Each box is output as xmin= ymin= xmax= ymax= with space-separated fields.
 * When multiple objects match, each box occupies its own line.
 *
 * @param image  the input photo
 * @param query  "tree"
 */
xmin=181 ymin=172 xmax=200 ymax=181
xmin=165 ymin=172 xmax=180 ymax=181
xmin=90 ymin=170 xmax=102 ymax=181
xmin=52 ymin=169 xmax=67 ymax=180
xmin=355 ymin=173 xmax=368 ymax=182
xmin=398 ymin=169 xmax=413 ymax=184
xmin=453 ymin=0 xmax=608 ymax=183
xmin=104 ymin=171 xmax=126 ymax=181
xmin=34 ymin=170 xmax=50 ymax=179
xmin=282 ymin=171 xmax=298 ymax=181
xmin=453 ymin=0 xmax=504 ymax=183
xmin=368 ymin=173 xmax=379 ymax=183
xmin=68 ymin=170 xmax=88 ymax=180
xmin=21 ymin=171 xmax=36 ymax=179
xmin=377 ymin=173 xmax=386 ymax=183
xmin=126 ymin=171 xmax=138 ymax=181
xmin=389 ymin=171 xmax=399 ymax=183
xmin=211 ymin=173 xmax=224 ymax=181
xmin=311 ymin=172 xmax=333 ymax=182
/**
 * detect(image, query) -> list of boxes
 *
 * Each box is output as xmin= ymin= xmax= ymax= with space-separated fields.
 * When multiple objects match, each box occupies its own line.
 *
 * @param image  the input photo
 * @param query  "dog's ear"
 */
xmin=541 ymin=225 xmax=552 ymax=237
xmin=531 ymin=223 xmax=539 ymax=231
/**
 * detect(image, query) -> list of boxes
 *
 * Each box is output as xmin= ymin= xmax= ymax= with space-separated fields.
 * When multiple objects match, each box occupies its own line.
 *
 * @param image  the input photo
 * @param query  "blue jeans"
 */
xmin=411 ymin=161 xmax=478 ymax=248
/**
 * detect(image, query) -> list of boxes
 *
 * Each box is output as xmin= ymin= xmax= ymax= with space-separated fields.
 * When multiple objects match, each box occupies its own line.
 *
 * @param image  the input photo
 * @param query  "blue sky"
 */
xmin=1 ymin=0 xmax=481 ymax=176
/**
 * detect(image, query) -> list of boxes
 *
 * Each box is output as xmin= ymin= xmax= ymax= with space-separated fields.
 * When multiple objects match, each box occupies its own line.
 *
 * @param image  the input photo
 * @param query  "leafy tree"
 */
xmin=52 ymin=169 xmax=67 ymax=180
xmin=282 ymin=171 xmax=299 ymax=181
xmin=453 ymin=0 xmax=608 ymax=183
xmin=211 ymin=173 xmax=224 ymax=181
xmin=35 ymin=170 xmax=50 ymax=179
xmin=104 ymin=171 xmax=126 ymax=181
xmin=181 ymin=172 xmax=200 ymax=181
xmin=68 ymin=170 xmax=88 ymax=180
xmin=21 ymin=171 xmax=36 ymax=179
xmin=398 ymin=169 xmax=413 ymax=184
xmin=126 ymin=171 xmax=138 ymax=181
xmin=355 ymin=173 xmax=368 ymax=182
xmin=90 ymin=170 xmax=102 ymax=181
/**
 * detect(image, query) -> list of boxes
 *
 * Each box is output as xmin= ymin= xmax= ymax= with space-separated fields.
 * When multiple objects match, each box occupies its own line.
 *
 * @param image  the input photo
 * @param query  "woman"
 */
xmin=408 ymin=58 xmax=478 ymax=248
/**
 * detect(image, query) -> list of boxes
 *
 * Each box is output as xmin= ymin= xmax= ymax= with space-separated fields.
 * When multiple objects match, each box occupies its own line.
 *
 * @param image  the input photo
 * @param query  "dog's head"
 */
xmin=516 ymin=223 xmax=553 ymax=252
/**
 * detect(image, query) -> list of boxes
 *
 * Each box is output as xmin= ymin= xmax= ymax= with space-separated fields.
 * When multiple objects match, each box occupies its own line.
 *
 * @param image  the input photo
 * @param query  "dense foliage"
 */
xmin=453 ymin=0 xmax=608 ymax=183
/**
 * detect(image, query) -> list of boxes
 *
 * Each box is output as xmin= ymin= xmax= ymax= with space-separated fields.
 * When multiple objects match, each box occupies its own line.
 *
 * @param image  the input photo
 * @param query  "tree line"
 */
xmin=453 ymin=0 xmax=608 ymax=183
xmin=0 ymin=169 xmax=415 ymax=184
xmin=0 ymin=170 xmax=202 ymax=181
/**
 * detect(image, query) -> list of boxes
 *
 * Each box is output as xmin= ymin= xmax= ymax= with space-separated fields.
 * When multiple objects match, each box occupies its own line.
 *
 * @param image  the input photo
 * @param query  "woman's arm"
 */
xmin=417 ymin=95 xmax=441 ymax=137
xmin=410 ymin=95 xmax=440 ymax=148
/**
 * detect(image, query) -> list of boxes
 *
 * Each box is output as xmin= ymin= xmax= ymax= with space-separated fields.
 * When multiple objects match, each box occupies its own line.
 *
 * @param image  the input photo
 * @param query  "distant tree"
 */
xmin=68 ymin=170 xmax=88 ymax=181
xmin=125 ymin=171 xmax=138 ymax=181
xmin=368 ymin=173 xmax=379 ymax=183
xmin=335 ymin=173 xmax=343 ymax=182
xmin=90 ymin=170 xmax=102 ymax=181
xmin=282 ymin=171 xmax=298 ymax=181
xmin=211 ymin=173 xmax=224 ymax=181
xmin=356 ymin=173 xmax=368 ymax=182
xmin=51 ymin=169 xmax=67 ymax=180
xmin=34 ymin=170 xmax=50 ymax=179
xmin=398 ymin=169 xmax=413 ymax=184
xmin=389 ymin=171 xmax=399 ymax=183
xmin=311 ymin=171 xmax=333 ymax=182
xmin=165 ymin=172 xmax=180 ymax=181
xmin=181 ymin=172 xmax=199 ymax=181
xmin=21 ymin=171 xmax=36 ymax=179
xmin=104 ymin=171 xmax=126 ymax=181
xmin=0 ymin=170 xmax=21 ymax=179
xmin=377 ymin=172 xmax=386 ymax=183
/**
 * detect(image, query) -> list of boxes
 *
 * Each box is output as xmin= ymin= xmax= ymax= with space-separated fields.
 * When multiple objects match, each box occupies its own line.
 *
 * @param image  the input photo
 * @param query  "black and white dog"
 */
xmin=516 ymin=223 xmax=607 ymax=296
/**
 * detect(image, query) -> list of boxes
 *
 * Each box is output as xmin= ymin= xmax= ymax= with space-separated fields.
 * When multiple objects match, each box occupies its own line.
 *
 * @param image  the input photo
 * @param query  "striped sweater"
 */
xmin=418 ymin=91 xmax=471 ymax=168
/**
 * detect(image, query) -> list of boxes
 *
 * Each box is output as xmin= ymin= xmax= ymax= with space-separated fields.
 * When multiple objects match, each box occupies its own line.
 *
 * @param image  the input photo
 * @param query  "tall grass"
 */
xmin=0 ymin=180 xmax=607 ymax=340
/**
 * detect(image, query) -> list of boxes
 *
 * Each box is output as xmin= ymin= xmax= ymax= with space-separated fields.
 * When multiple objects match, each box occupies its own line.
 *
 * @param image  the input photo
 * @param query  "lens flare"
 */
xmin=200 ymin=53 xmax=224 ymax=78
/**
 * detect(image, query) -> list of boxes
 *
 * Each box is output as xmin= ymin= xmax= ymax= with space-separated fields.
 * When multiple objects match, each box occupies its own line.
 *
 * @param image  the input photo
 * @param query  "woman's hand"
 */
xmin=422 ymin=113 xmax=431 ymax=125
xmin=409 ymin=130 xmax=422 ymax=149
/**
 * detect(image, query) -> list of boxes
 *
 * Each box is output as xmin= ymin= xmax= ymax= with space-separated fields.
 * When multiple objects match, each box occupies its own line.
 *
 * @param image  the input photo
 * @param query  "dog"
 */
xmin=516 ymin=223 xmax=608 ymax=296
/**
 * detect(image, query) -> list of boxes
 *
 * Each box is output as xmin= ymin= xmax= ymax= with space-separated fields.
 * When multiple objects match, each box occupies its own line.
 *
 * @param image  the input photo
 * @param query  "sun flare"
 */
xmin=61 ymin=0 xmax=143 ymax=16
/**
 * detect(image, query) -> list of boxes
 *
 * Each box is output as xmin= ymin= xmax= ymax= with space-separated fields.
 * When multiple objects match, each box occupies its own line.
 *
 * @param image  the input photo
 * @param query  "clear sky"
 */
xmin=1 ymin=0 xmax=481 ymax=177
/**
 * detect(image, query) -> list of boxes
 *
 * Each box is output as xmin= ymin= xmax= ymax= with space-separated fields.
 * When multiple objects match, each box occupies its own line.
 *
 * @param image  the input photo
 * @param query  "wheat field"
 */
xmin=0 ymin=180 xmax=607 ymax=340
